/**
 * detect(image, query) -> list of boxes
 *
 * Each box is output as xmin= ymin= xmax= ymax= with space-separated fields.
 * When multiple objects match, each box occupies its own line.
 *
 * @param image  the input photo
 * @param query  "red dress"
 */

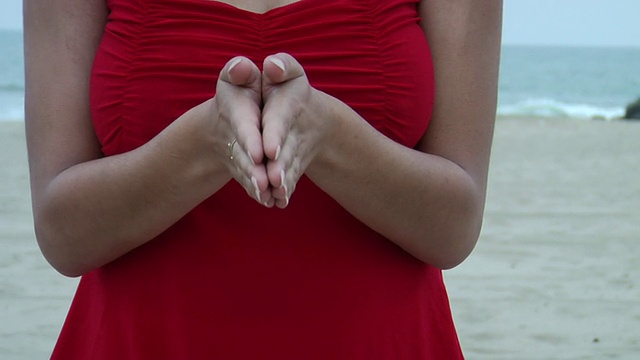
xmin=52 ymin=0 xmax=464 ymax=358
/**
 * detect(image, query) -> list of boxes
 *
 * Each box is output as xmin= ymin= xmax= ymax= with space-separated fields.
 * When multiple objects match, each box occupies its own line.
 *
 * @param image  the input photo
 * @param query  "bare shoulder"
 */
xmin=24 ymin=0 xmax=109 ymax=196
xmin=416 ymin=0 xmax=503 ymax=186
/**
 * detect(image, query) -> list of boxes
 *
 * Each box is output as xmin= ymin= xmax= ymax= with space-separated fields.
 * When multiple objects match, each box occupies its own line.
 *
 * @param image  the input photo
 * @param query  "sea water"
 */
xmin=1 ymin=29 xmax=639 ymax=121
xmin=498 ymin=45 xmax=640 ymax=119
xmin=0 ymin=30 xmax=24 ymax=121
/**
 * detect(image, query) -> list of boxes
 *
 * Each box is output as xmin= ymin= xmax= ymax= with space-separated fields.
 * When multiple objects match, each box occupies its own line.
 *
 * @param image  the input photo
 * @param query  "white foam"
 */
xmin=498 ymin=98 xmax=626 ymax=120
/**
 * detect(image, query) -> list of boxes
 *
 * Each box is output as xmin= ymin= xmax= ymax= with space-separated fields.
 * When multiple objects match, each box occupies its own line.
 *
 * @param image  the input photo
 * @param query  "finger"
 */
xmin=228 ymin=143 xmax=273 ymax=207
xmin=262 ymin=53 xmax=306 ymax=87
xmin=235 ymin=173 xmax=271 ymax=206
xmin=220 ymin=56 xmax=262 ymax=94
xmin=232 ymin=104 xmax=265 ymax=167
xmin=261 ymin=53 xmax=309 ymax=161
xmin=231 ymin=123 xmax=273 ymax=201
xmin=270 ymin=170 xmax=290 ymax=209
xmin=267 ymin=146 xmax=302 ymax=209
xmin=260 ymin=93 xmax=293 ymax=162
xmin=272 ymin=178 xmax=297 ymax=209
xmin=216 ymin=57 xmax=264 ymax=166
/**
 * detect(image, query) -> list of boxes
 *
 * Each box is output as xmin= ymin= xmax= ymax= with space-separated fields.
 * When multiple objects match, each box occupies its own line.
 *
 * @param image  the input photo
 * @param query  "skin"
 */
xmin=23 ymin=0 xmax=502 ymax=276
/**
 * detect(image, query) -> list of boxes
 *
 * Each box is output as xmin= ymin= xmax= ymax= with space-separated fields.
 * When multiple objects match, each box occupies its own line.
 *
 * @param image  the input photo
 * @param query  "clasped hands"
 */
xmin=213 ymin=53 xmax=332 ymax=209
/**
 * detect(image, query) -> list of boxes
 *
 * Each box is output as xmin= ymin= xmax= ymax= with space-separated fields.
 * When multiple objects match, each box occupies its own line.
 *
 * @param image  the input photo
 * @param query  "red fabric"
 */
xmin=52 ymin=0 xmax=464 ymax=358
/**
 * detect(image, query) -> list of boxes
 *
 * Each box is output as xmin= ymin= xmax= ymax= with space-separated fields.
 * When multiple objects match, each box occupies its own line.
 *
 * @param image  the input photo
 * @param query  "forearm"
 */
xmin=34 ymin=102 xmax=231 ymax=276
xmin=306 ymin=96 xmax=484 ymax=269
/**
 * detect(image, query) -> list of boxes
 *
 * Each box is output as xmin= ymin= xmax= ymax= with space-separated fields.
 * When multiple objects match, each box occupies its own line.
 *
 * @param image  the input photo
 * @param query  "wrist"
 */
xmin=160 ymin=99 xmax=232 ymax=188
xmin=306 ymin=90 xmax=348 ymax=176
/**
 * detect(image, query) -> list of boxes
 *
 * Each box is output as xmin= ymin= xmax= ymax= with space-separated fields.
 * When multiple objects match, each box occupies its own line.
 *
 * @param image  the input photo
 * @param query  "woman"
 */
xmin=24 ymin=0 xmax=502 ymax=358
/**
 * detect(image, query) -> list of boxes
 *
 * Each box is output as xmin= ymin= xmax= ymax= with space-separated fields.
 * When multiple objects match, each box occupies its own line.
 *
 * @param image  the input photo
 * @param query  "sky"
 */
xmin=1 ymin=0 xmax=640 ymax=47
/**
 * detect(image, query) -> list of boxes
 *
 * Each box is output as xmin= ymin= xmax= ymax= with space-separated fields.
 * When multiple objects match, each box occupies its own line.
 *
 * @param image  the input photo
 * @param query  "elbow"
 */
xmin=440 ymin=203 xmax=484 ymax=270
xmin=402 ymin=214 xmax=482 ymax=270
xmin=436 ymin=197 xmax=484 ymax=269
xmin=33 ymin=211 xmax=90 ymax=278
xmin=412 ymin=177 xmax=486 ymax=270
xmin=437 ymin=169 xmax=486 ymax=269
xmin=51 ymin=264 xmax=86 ymax=278
xmin=35 ymin=238 xmax=88 ymax=278
xmin=429 ymin=229 xmax=480 ymax=270
xmin=428 ymin=225 xmax=482 ymax=270
xmin=36 ymin=246 xmax=87 ymax=278
xmin=421 ymin=223 xmax=481 ymax=270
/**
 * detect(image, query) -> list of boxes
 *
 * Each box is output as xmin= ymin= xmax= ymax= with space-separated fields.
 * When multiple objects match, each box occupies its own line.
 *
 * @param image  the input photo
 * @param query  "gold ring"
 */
xmin=227 ymin=139 xmax=237 ymax=160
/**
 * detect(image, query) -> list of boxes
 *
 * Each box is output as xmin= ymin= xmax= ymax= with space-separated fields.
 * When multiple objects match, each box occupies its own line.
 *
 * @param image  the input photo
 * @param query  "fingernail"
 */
xmin=280 ymin=170 xmax=286 ymax=188
xmin=265 ymin=198 xmax=275 ymax=208
xmin=269 ymin=57 xmax=286 ymax=72
xmin=274 ymin=145 xmax=281 ymax=161
xmin=228 ymin=57 xmax=242 ymax=73
xmin=283 ymin=181 xmax=289 ymax=206
xmin=251 ymin=176 xmax=261 ymax=201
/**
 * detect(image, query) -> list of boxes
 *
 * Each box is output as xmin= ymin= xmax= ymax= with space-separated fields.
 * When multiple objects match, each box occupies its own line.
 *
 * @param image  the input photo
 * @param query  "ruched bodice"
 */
xmin=52 ymin=0 xmax=464 ymax=358
xmin=91 ymin=0 xmax=434 ymax=155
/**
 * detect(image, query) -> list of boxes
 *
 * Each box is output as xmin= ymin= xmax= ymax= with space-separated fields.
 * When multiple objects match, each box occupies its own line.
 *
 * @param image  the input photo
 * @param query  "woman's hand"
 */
xmin=260 ymin=53 xmax=335 ymax=208
xmin=213 ymin=57 xmax=274 ymax=207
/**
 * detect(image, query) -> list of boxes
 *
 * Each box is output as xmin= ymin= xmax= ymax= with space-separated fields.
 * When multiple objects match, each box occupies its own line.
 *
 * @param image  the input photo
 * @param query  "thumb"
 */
xmin=219 ymin=56 xmax=262 ymax=93
xmin=262 ymin=53 xmax=306 ymax=87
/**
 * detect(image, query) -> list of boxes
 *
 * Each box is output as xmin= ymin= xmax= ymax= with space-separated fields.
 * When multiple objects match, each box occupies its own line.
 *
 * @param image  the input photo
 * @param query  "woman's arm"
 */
xmin=24 ymin=0 xmax=269 ymax=277
xmin=262 ymin=0 xmax=502 ymax=268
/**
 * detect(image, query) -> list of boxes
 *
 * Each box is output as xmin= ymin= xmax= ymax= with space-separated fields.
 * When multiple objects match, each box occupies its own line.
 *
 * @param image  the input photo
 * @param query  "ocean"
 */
xmin=1 ymin=29 xmax=639 ymax=121
xmin=499 ymin=45 xmax=640 ymax=120
xmin=0 ymin=30 xmax=24 ymax=121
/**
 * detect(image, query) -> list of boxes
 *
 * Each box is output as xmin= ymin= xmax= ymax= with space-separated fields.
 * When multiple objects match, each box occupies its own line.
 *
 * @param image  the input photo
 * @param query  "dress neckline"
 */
xmin=201 ymin=0 xmax=316 ymax=16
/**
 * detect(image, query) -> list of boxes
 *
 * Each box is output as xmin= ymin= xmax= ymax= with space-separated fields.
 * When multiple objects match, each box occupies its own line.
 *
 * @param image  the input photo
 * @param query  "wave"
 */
xmin=497 ymin=98 xmax=626 ymax=120
xmin=0 ymin=96 xmax=631 ymax=122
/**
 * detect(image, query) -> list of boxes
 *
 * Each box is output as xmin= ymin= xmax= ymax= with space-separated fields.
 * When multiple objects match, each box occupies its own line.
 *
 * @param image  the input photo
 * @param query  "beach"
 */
xmin=1 ymin=117 xmax=639 ymax=358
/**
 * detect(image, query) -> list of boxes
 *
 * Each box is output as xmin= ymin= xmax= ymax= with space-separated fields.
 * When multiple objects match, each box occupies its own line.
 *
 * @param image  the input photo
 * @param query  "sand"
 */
xmin=445 ymin=117 xmax=640 ymax=359
xmin=1 ymin=117 xmax=639 ymax=358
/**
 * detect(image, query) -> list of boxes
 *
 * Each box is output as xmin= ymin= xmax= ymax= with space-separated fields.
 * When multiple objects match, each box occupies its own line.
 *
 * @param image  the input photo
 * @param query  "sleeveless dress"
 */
xmin=51 ymin=0 xmax=464 ymax=358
